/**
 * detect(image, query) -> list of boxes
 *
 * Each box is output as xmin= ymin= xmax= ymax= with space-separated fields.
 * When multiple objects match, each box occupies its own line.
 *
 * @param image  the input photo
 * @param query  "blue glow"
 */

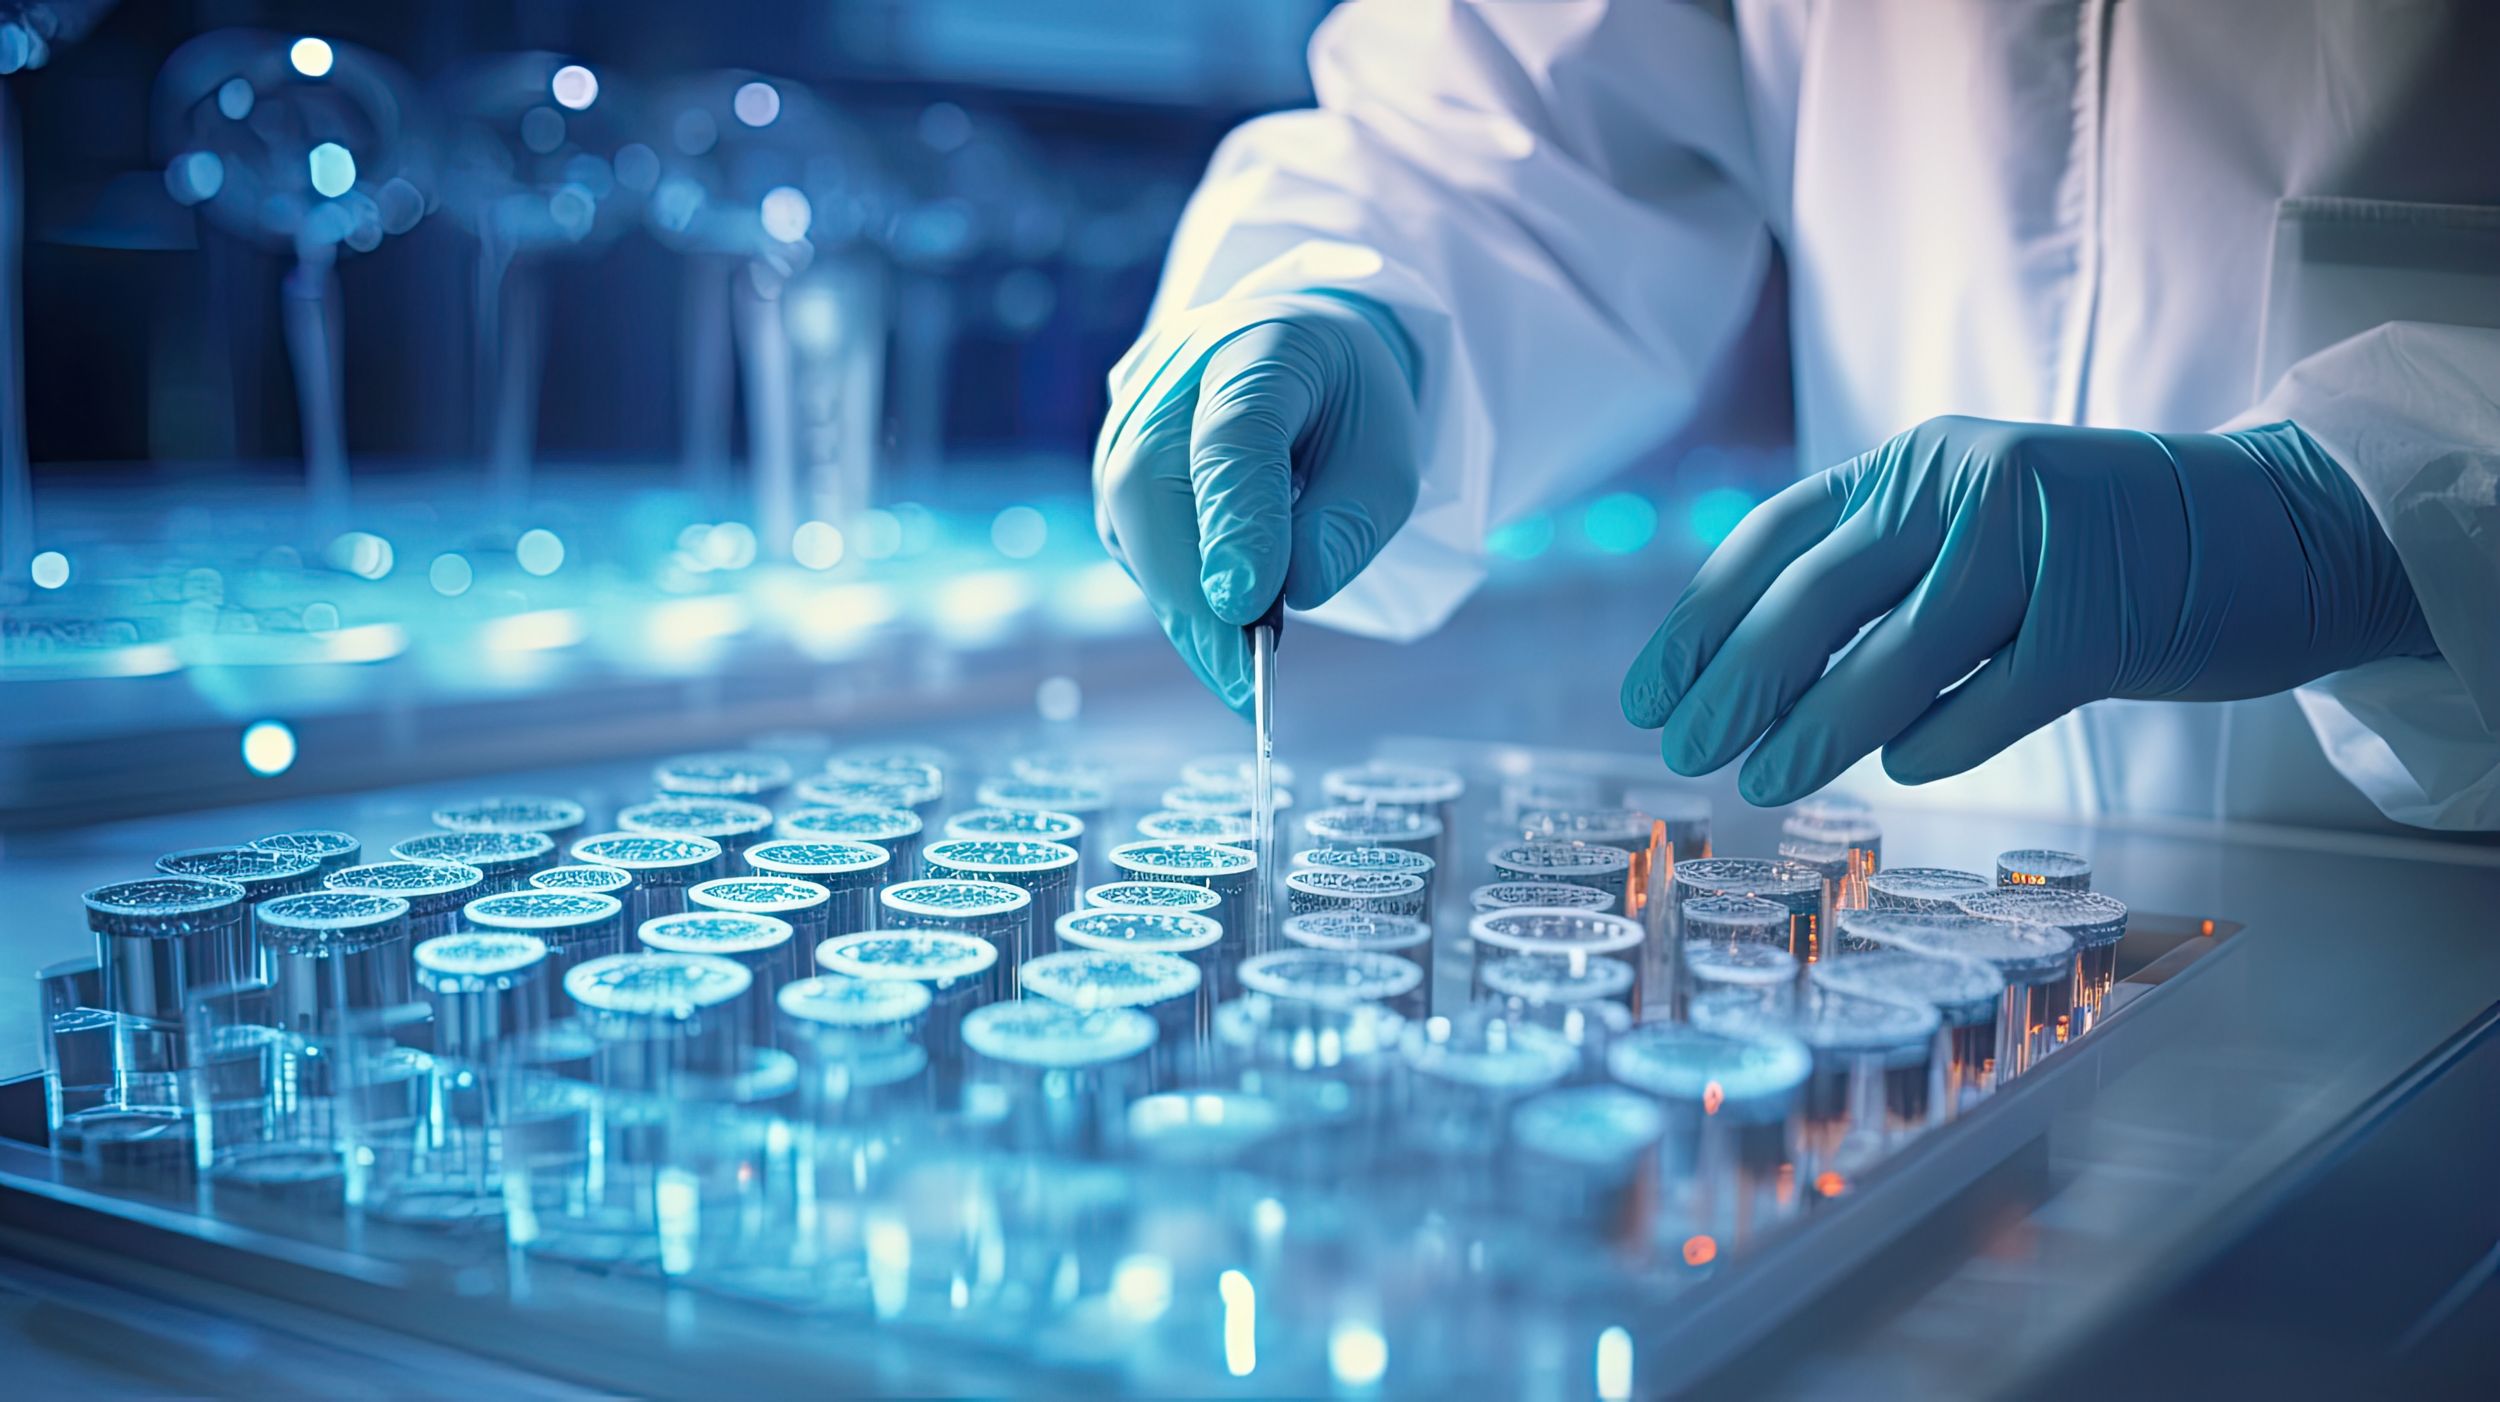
xmin=241 ymin=720 xmax=297 ymax=776
xmin=1220 ymin=1270 xmax=1256 ymax=1376
xmin=760 ymin=185 xmax=811 ymax=243
xmin=30 ymin=550 xmax=67 ymax=589
xmin=288 ymin=37 xmax=334 ymax=79
xmin=1583 ymin=492 xmax=1659 ymax=555
xmin=516 ymin=528 xmax=565 ymax=576
xmin=990 ymin=505 xmax=1047 ymax=559
xmin=1596 ymin=1325 xmax=1634 ymax=1400
xmin=308 ymin=142 xmax=356 ymax=199
xmin=166 ymin=151 xmax=225 ymax=205
xmin=733 ymin=81 xmax=781 ymax=128
xmin=429 ymin=553 xmax=473 ymax=596
xmin=216 ymin=78 xmax=254 ymax=120
xmin=1485 ymin=513 xmax=1555 ymax=561
xmin=1688 ymin=487 xmax=1756 ymax=548
xmin=551 ymin=64 xmax=598 ymax=111
xmin=792 ymin=521 xmax=845 ymax=570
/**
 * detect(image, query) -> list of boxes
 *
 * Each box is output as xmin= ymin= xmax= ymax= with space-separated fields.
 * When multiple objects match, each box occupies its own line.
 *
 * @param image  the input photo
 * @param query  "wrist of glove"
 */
xmin=1619 ymin=415 xmax=2436 ymax=805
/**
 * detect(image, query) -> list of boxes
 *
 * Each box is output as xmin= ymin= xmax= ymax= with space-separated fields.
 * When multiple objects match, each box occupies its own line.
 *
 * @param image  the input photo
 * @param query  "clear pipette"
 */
xmin=1249 ymin=596 xmax=1282 ymax=954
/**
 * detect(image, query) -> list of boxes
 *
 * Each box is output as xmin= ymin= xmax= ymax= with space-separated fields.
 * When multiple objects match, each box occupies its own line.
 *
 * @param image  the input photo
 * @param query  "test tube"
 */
xmin=1135 ymin=810 xmax=1254 ymax=844
xmin=415 ymin=931 xmax=551 ymax=1064
xmin=1238 ymin=947 xmax=1425 ymax=1018
xmin=1304 ymin=805 xmax=1440 ymax=860
xmin=1083 ymin=880 xmax=1221 ymax=917
xmin=251 ymin=830 xmax=363 ymax=878
xmin=1109 ymin=840 xmax=1259 ymax=958
xmin=326 ymin=860 xmax=486 ymax=942
xmin=1056 ymin=908 xmax=1227 ymax=1023
xmin=923 ymin=838 xmax=1081 ymax=973
xmin=775 ymin=806 xmax=922 ymax=874
xmin=959 ymin=1001 xmax=1157 ymax=1157
xmin=1507 ymin=1085 xmax=1667 ymax=1234
xmin=1783 ymin=811 xmax=1882 ymax=908
xmin=1695 ymin=988 xmax=1939 ymax=1196
xmin=1517 ymin=807 xmax=1661 ymax=916
xmin=1210 ymin=993 xmax=1408 ymax=1177
xmin=1958 ymin=888 xmax=2130 ymax=1037
xmin=1180 ymin=753 xmax=1297 ymax=792
xmin=1164 ymin=778 xmax=1293 ymax=819
xmin=1020 ymin=949 xmax=1204 ymax=1088
xmin=814 ymin=930 xmax=999 ymax=1105
xmin=1776 ymin=835 xmax=1853 ymax=938
xmin=1296 ymin=845 xmax=1436 ymax=881
xmin=1994 ymin=848 xmax=2093 ymax=892
xmin=1471 ymin=956 xmax=1635 ymax=1089
xmin=1122 ymin=1089 xmax=1286 ymax=1168
xmin=828 ymin=743 xmax=952 ymax=811
xmin=155 ymin=847 xmax=322 ymax=979
xmin=430 ymin=796 xmax=587 ymax=850
xmin=617 ymin=798 xmax=775 ymax=857
xmin=1670 ymin=858 xmax=1826 ymax=986
xmin=1470 ymin=880 xmax=1616 ymax=916
xmin=1678 ymin=893 xmax=1794 ymax=1015
xmin=1280 ymin=911 xmax=1435 ymax=1020
xmin=181 ymin=983 xmax=336 ymax=1212
xmin=255 ymin=890 xmax=416 ymax=1035
xmin=1284 ymin=868 xmax=1430 ymax=922
xmin=638 ymin=912 xmax=800 ymax=1047
xmin=877 ymin=879 xmax=1031 ymax=1000
xmin=1848 ymin=911 xmax=2076 ymax=1082
xmin=794 ymin=775 xmax=933 ymax=818
xmin=38 ymin=956 xmax=114 ymax=1134
xmin=463 ymin=889 xmax=628 ymax=982
xmin=1467 ymin=907 xmax=1647 ymax=1013
xmin=1607 ymin=1022 xmax=1812 ymax=1253
xmin=775 ymin=975 xmax=934 ymax=1120
xmin=655 ymin=751 xmax=795 ymax=810
xmin=743 ymin=839 xmax=890 ymax=939
xmin=86 ymin=877 xmax=249 ymax=1076
xmin=1623 ymin=788 xmax=1714 ymax=873
xmin=567 ymin=833 xmax=726 ymax=926
xmin=1322 ymin=762 xmax=1465 ymax=889
xmin=945 ymin=806 xmax=1086 ymax=848
xmin=391 ymin=830 xmax=556 ymax=895
xmin=975 ymin=777 xmax=1112 ymax=878
xmin=531 ymin=864 xmax=634 ymax=898
xmin=1399 ymin=1010 xmax=1578 ymax=1204
xmin=1812 ymin=949 xmax=2004 ymax=1120
xmin=692 ymin=876 xmax=833 ymax=960
xmin=565 ymin=951 xmax=756 ymax=1089
xmin=1012 ymin=749 xmax=1113 ymax=789
xmin=1866 ymin=867 xmax=1991 ymax=914
xmin=1486 ymin=841 xmax=1633 ymax=914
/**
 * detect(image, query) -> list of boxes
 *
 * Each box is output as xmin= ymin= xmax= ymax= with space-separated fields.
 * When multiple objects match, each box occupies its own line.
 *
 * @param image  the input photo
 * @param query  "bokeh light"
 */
xmin=308 ymin=142 xmax=356 ymax=199
xmin=990 ymin=505 xmax=1047 ymax=559
xmin=241 ymin=720 xmax=297 ymax=777
xmin=1485 ymin=512 xmax=1555 ymax=561
xmin=1036 ymin=675 xmax=1081 ymax=723
xmin=792 ymin=520 xmax=846 ymax=570
xmin=288 ymin=37 xmax=334 ymax=78
xmin=732 ymin=81 xmax=781 ymax=127
xmin=550 ymin=64 xmax=598 ymax=111
xmin=1582 ymin=492 xmax=1659 ymax=554
xmin=30 ymin=550 xmax=68 ymax=589
xmin=520 ymin=107 xmax=565 ymax=155
xmin=1687 ymin=486 xmax=1756 ymax=548
xmin=760 ymin=185 xmax=811 ymax=242
xmin=326 ymin=532 xmax=394 ymax=580
xmin=516 ymin=528 xmax=565 ymax=576
xmin=429 ymin=553 xmax=474 ymax=596
xmin=216 ymin=77 xmax=254 ymax=120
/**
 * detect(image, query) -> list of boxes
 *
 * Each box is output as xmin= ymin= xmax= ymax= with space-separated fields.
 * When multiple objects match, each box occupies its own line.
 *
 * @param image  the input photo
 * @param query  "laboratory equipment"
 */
xmin=463 ymin=891 xmax=627 ymax=981
xmin=182 ymin=983 xmax=342 ymax=1214
xmin=1836 ymin=910 xmax=2077 ymax=1080
xmin=326 ymin=861 xmax=486 ymax=942
xmin=1608 ymin=1023 xmax=1813 ymax=1252
xmin=390 ymin=830 xmax=557 ymax=895
xmin=1681 ymin=938 xmax=1799 ymax=1014
xmin=37 ymin=956 xmax=113 ymax=1136
xmin=1811 ymin=950 xmax=2005 ymax=1119
xmin=1162 ymin=779 xmax=1294 ymax=818
xmin=637 ymin=912 xmax=801 ymax=1046
xmin=1321 ymin=761 xmax=1463 ymax=888
xmin=1180 ymin=754 xmax=1298 ymax=791
xmin=1958 ymin=888 xmax=2131 ymax=1036
xmin=655 ymin=752 xmax=795 ymax=809
xmin=1283 ymin=867 xmax=1430 ymax=921
xmin=944 ymin=806 xmax=1086 ymax=847
xmin=432 ymin=797 xmax=589 ymax=849
xmin=82 ymin=876 xmax=249 ymax=1123
xmin=1622 ymin=788 xmax=1714 ymax=870
xmin=691 ymin=876 xmax=834 ymax=962
xmin=1108 ymin=841 xmax=1259 ymax=958
xmin=1470 ymin=880 xmax=1616 ymax=915
xmin=1994 ymin=848 xmax=2094 ymax=892
xmin=795 ymin=775 xmax=938 ymax=817
xmin=975 ymin=777 xmax=1111 ymax=841
xmin=1304 ymin=805 xmax=1439 ymax=859
xmin=1398 ymin=1010 xmax=1577 ymax=1204
xmin=564 ymin=951 xmax=757 ymax=1088
xmin=1782 ymin=810 xmax=1882 ymax=909
xmin=1209 ymin=993 xmax=1409 ymax=1177
xmin=250 ymin=830 xmax=364 ymax=878
xmin=1467 ymin=907 xmax=1647 ymax=1011
xmin=1236 ymin=948 xmax=1424 ymax=1016
xmin=531 ymin=865 xmax=634 ymax=897
xmin=617 ymin=798 xmax=775 ymax=857
xmin=960 ymin=1001 xmax=1156 ymax=1156
xmin=1294 ymin=845 xmax=1437 ymax=882
xmin=415 ymin=931 xmax=551 ymax=1064
xmin=744 ymin=839 xmax=892 ymax=941
xmin=921 ymin=838 xmax=1080 ymax=973
xmin=1478 ymin=953 xmax=1638 ymax=1025
xmin=775 ymin=806 xmax=923 ymax=874
xmin=1865 ymin=867 xmax=1991 ymax=914
xmin=771 ymin=977 xmax=933 ymax=1307
xmin=567 ymin=833 xmax=727 ymax=926
xmin=876 ymin=879 xmax=1030 ymax=1000
xmin=1054 ymin=908 xmax=1229 ymax=1013
xmin=255 ymin=889 xmax=415 ymax=1034
xmin=1081 ymin=880 xmax=1222 ymax=916
xmin=1279 ymin=911 xmax=1434 ymax=1020
xmin=1486 ymin=840 xmax=1633 ymax=914
xmin=1135 ymin=810 xmax=1255 ymax=843
xmin=814 ymin=931 xmax=999 ymax=1106
xmin=1517 ymin=807 xmax=1661 ymax=915
xmin=1508 ymin=1085 xmax=1667 ymax=1232
xmin=775 ymin=975 xmax=932 ymax=1103
xmin=1669 ymin=859 xmax=1825 ymax=995
xmin=1019 ymin=949 xmax=1205 ymax=1087
xmin=155 ymin=846 xmax=321 ymax=976
xmin=824 ymin=756 xmax=948 ymax=823
xmin=1693 ymin=985 xmax=1939 ymax=1197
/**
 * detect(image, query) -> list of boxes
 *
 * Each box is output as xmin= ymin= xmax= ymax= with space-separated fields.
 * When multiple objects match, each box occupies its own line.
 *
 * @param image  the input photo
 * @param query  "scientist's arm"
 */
xmin=1621 ymin=323 xmax=2500 ymax=829
xmin=1096 ymin=0 xmax=1769 ymax=709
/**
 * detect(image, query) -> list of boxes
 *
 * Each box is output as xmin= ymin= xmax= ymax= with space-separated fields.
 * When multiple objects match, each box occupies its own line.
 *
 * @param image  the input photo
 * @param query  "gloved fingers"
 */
xmin=1621 ymin=468 xmax=1854 ymax=729
xmin=1190 ymin=322 xmax=1317 ymax=625
xmin=1280 ymin=378 xmax=1419 ymax=611
xmin=1101 ymin=381 xmax=1256 ymax=712
xmin=1656 ymin=514 xmax=1933 ymax=777
xmin=1880 ymin=639 xmax=2084 ymax=785
xmin=1737 ymin=512 xmax=2025 ymax=804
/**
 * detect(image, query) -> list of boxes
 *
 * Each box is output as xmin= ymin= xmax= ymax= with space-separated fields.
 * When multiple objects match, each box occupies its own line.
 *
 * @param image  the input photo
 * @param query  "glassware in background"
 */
xmin=1021 ymin=949 xmax=1204 ymax=1088
xmin=433 ymin=796 xmax=589 ymax=851
xmin=1486 ymin=840 xmax=1631 ymax=915
xmin=1280 ymin=912 xmax=1434 ymax=1021
xmin=1516 ymin=807 xmax=1660 ymax=917
xmin=815 ymin=930 xmax=1000 ymax=1106
xmin=977 ymin=777 xmax=1111 ymax=879
xmin=775 ymin=806 xmax=924 ymax=874
xmin=1864 ymin=867 xmax=1991 ymax=915
xmin=325 ymin=861 xmax=486 ymax=942
xmin=743 ymin=838 xmax=891 ymax=937
xmin=567 ymin=833 xmax=727 ymax=926
xmin=463 ymin=889 xmax=627 ymax=982
xmin=1609 ymin=1022 xmax=1813 ymax=1255
xmin=1994 ymin=847 xmax=2092 ymax=892
xmin=38 ymin=956 xmax=114 ymax=1136
xmin=1469 ymin=880 xmax=1616 ymax=916
xmin=655 ymin=751 xmax=795 ymax=811
xmin=618 ymin=798 xmax=776 ymax=858
xmin=1812 ymin=949 xmax=2004 ymax=1120
xmin=251 ymin=830 xmax=364 ymax=879
xmin=1958 ymin=888 xmax=2130 ymax=1037
xmin=390 ymin=830 xmax=556 ymax=895
xmin=877 ymin=878 xmax=1030 ymax=998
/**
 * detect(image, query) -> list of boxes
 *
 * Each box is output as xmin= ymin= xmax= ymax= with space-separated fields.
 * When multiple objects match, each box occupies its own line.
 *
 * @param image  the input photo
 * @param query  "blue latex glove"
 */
xmin=1095 ymin=292 xmax=1421 ymax=712
xmin=1621 ymin=416 xmax=2437 ymax=805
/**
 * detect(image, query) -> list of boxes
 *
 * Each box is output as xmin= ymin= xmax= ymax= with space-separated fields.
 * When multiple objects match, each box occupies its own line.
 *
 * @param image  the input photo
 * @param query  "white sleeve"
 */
xmin=2224 ymin=321 xmax=2500 ymax=830
xmin=1117 ymin=0 xmax=1770 ymax=640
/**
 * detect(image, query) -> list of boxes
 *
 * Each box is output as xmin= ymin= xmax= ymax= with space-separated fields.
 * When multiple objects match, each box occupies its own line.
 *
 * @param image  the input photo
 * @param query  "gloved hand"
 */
xmin=1621 ymin=416 xmax=2437 ymax=805
xmin=1095 ymin=292 xmax=1421 ymax=712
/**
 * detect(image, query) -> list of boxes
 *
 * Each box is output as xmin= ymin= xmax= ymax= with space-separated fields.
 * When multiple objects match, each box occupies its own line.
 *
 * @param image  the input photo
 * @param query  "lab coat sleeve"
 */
xmin=2226 ymin=322 xmax=2500 ymax=829
xmin=1116 ymin=0 xmax=1770 ymax=640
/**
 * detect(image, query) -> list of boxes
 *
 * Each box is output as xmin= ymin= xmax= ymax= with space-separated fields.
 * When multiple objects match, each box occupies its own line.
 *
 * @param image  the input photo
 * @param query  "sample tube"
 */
xmin=1812 ymin=949 xmax=2004 ymax=1120
xmin=617 ymin=798 xmax=775 ymax=858
xmin=1122 ymin=1089 xmax=1286 ymax=1168
xmin=405 ymin=936 xmax=551 ymax=1224
xmin=692 ymin=876 xmax=833 ymax=961
xmin=391 ymin=830 xmax=556 ymax=896
xmin=1134 ymin=810 xmax=1254 ymax=844
xmin=531 ymin=864 xmax=634 ymax=898
xmin=814 ymin=930 xmax=999 ymax=1105
xmin=1783 ymin=811 xmax=1882 ymax=908
xmin=326 ymin=861 xmax=486 ymax=942
xmin=975 ymin=778 xmax=1112 ymax=878
xmin=1847 ymin=911 xmax=2076 ymax=1082
xmin=1399 ymin=1010 xmax=1578 ymax=1204
xmin=1479 ymin=953 xmax=1636 ymax=1023
xmin=1305 ymin=805 xmax=1440 ymax=860
xmin=1296 ymin=845 xmax=1436 ymax=881
xmin=1486 ymin=841 xmax=1633 ymax=914
xmin=828 ymin=744 xmax=951 ymax=815
xmin=1470 ymin=880 xmax=1616 ymax=916
xmin=1866 ymin=867 xmax=1991 ymax=915
xmin=416 ymin=931 xmax=551 ymax=1064
xmin=84 ymin=876 xmax=247 ymax=1117
xmin=430 ymin=796 xmax=587 ymax=851
xmin=1507 ymin=1084 xmax=1667 ymax=1234
xmin=638 ymin=912 xmax=800 ymax=1047
xmin=1624 ymin=789 xmax=1714 ymax=873
xmin=1958 ymin=888 xmax=2129 ymax=1037
xmin=155 ymin=847 xmax=322 ymax=980
xmin=1056 ymin=908 xmax=1228 ymax=1021
xmin=960 ymin=1000 xmax=1157 ymax=1157
xmin=1238 ymin=947 xmax=1425 ymax=1018
xmin=256 ymin=890 xmax=417 ymax=1035
xmin=567 ymin=833 xmax=726 ymax=926
xmin=1518 ymin=807 xmax=1661 ymax=916
xmin=1695 ymin=988 xmax=1939 ymax=1195
xmin=1322 ymin=762 xmax=1465 ymax=892
xmin=463 ymin=890 xmax=628 ymax=982
xmin=1109 ymin=840 xmax=1259 ymax=958
xmin=38 ymin=956 xmax=114 ymax=1134
xmin=1285 ymin=868 xmax=1430 ymax=922
xmin=1164 ymin=778 xmax=1293 ymax=820
xmin=1670 ymin=858 xmax=1826 ymax=985
xmin=923 ymin=838 xmax=1080 ymax=974
xmin=945 ymin=806 xmax=1086 ymax=848
xmin=775 ymin=806 xmax=922 ymax=874
xmin=1083 ymin=880 xmax=1221 ymax=917
xmin=742 ymin=839 xmax=890 ymax=939
xmin=654 ymin=751 xmax=795 ymax=810
xmin=251 ymin=830 xmax=363 ymax=878
xmin=1682 ymin=938 xmax=1799 ymax=1016
xmin=565 ymin=951 xmax=756 ymax=1090
xmin=877 ymin=879 xmax=1031 ymax=1000
xmin=1210 ymin=993 xmax=1408 ymax=1176
xmin=1020 ymin=949 xmax=1205 ymax=1089
xmin=1776 ymin=835 xmax=1853 ymax=939
xmin=794 ymin=774 xmax=934 ymax=819
xmin=775 ymin=975 xmax=934 ymax=1121
xmin=181 ymin=982 xmax=339 ymax=1212
xmin=1467 ymin=907 xmax=1647 ymax=1013
xmin=1280 ymin=911 xmax=1434 ymax=1020
xmin=1994 ymin=848 xmax=2093 ymax=892
xmin=1608 ymin=1022 xmax=1812 ymax=1253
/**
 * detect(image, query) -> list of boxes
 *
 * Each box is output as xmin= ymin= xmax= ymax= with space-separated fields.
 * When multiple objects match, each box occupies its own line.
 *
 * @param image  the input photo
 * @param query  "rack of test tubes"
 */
xmin=12 ymin=739 xmax=2233 ymax=1397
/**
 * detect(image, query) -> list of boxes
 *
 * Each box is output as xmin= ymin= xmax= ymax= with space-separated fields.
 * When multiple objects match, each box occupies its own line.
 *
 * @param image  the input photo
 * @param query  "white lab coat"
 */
xmin=1122 ymin=0 xmax=2500 ymax=831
